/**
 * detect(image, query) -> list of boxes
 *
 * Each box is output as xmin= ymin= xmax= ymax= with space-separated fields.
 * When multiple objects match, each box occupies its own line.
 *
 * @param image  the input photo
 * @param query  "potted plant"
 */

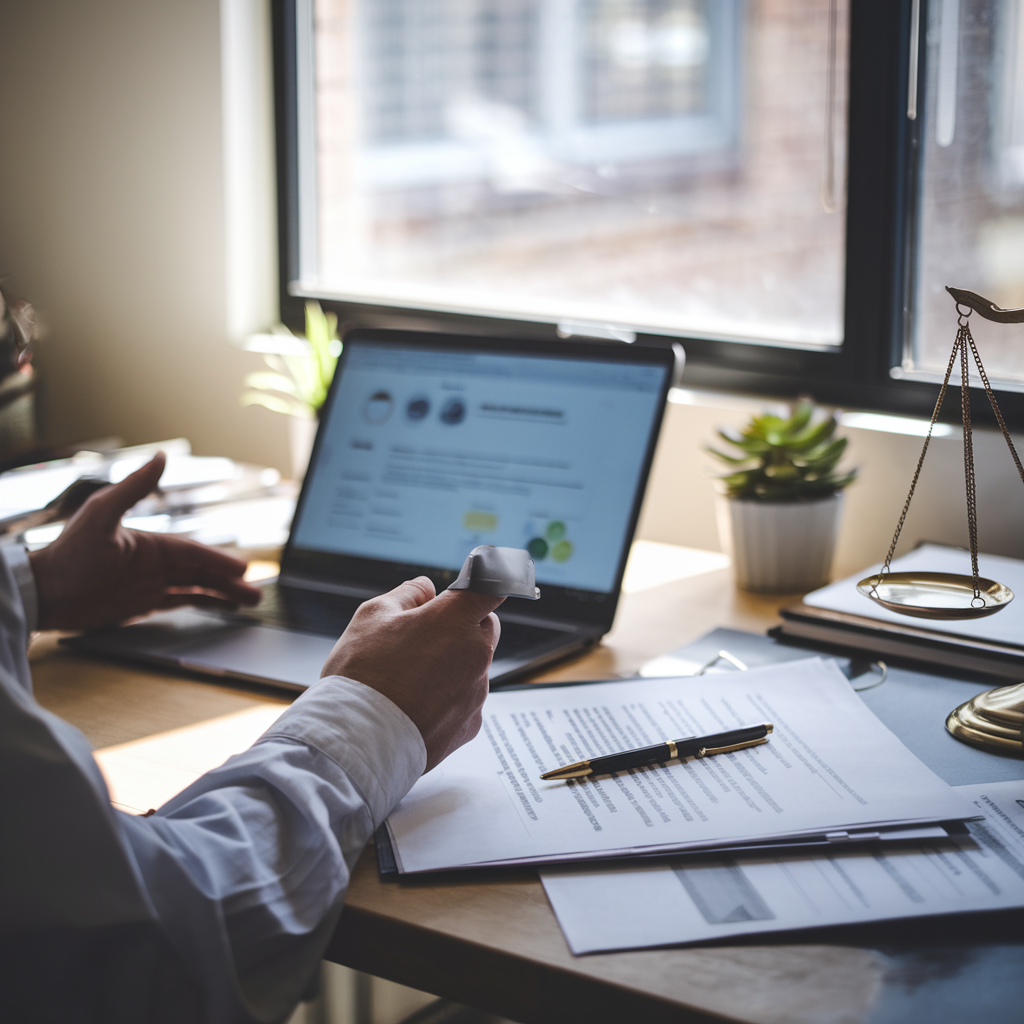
xmin=241 ymin=301 xmax=341 ymax=479
xmin=706 ymin=400 xmax=857 ymax=593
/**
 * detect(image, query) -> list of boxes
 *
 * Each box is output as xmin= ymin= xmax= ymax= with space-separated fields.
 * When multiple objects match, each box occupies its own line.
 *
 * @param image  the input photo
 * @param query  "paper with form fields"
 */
xmin=540 ymin=781 xmax=1024 ymax=953
xmin=385 ymin=659 xmax=975 ymax=873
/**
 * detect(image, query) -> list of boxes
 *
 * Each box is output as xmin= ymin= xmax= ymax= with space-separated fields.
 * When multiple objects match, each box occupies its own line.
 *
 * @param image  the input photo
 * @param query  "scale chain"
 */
xmin=883 ymin=307 xmax=1017 ymax=606
xmin=881 ymin=331 xmax=961 ymax=576
xmin=959 ymin=324 xmax=981 ymax=598
xmin=963 ymin=327 xmax=1024 ymax=488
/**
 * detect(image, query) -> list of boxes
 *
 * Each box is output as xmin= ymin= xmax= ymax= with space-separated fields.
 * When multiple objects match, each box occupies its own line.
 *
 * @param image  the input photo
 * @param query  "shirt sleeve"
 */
xmin=0 ymin=541 xmax=37 ymax=636
xmin=115 ymin=675 xmax=426 ymax=1023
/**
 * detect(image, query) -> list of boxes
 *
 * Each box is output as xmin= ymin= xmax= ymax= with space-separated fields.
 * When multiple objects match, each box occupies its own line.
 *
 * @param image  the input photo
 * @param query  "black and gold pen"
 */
xmin=539 ymin=723 xmax=773 ymax=781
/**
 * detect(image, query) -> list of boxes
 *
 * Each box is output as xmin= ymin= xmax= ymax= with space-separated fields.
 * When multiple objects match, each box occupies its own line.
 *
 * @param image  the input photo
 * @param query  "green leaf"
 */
xmin=705 ymin=446 xmax=753 ymax=466
xmin=801 ymin=438 xmax=847 ymax=470
xmin=709 ymin=401 xmax=854 ymax=500
xmin=243 ymin=371 xmax=301 ymax=396
xmin=729 ymin=437 xmax=772 ymax=456
xmin=786 ymin=417 xmax=838 ymax=451
xmin=240 ymin=391 xmax=312 ymax=418
xmin=304 ymin=300 xmax=340 ymax=410
xmin=785 ymin=401 xmax=814 ymax=434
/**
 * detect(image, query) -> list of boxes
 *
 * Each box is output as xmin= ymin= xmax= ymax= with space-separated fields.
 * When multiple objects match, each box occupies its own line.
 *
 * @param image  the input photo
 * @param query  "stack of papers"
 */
xmin=384 ymin=659 xmax=977 ymax=874
xmin=540 ymin=780 xmax=1024 ymax=953
xmin=776 ymin=544 xmax=1024 ymax=679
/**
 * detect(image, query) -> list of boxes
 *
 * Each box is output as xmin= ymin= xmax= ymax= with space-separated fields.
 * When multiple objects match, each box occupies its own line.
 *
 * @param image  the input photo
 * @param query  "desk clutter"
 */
xmin=0 ymin=437 xmax=296 ymax=557
xmin=377 ymin=628 xmax=1023 ymax=954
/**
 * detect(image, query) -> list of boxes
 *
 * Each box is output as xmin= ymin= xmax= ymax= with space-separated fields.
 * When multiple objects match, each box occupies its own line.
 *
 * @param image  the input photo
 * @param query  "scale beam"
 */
xmin=945 ymin=286 xmax=1024 ymax=324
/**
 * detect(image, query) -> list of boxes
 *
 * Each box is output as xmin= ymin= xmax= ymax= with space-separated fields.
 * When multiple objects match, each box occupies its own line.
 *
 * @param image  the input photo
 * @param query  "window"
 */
xmin=274 ymin=0 xmax=1024 ymax=425
xmin=905 ymin=0 xmax=1024 ymax=391
xmin=288 ymin=0 xmax=847 ymax=349
xmin=359 ymin=1 xmax=736 ymax=183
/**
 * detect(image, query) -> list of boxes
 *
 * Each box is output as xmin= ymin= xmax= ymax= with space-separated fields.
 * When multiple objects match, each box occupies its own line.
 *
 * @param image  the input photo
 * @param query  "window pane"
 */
xmin=309 ymin=0 xmax=848 ymax=347
xmin=910 ymin=0 xmax=1024 ymax=387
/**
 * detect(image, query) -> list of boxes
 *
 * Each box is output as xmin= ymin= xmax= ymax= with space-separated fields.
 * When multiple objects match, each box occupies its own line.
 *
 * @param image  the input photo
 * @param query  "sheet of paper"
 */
xmin=386 ymin=659 xmax=976 ymax=873
xmin=539 ymin=781 xmax=1024 ymax=953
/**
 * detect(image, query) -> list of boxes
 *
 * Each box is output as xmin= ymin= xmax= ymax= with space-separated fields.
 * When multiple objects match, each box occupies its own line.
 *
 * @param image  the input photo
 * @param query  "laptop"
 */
xmin=65 ymin=329 xmax=679 ymax=690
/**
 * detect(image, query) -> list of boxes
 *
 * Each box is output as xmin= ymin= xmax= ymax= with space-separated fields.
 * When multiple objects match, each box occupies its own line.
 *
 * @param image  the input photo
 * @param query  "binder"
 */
xmin=772 ymin=544 xmax=1024 ymax=680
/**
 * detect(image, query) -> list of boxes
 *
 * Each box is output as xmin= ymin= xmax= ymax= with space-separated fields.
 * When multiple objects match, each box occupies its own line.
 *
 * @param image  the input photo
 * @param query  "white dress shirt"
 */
xmin=0 ymin=544 xmax=426 ymax=1023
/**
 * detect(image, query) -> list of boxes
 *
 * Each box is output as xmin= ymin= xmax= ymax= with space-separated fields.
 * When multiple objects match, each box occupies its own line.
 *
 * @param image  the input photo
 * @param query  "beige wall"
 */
xmin=0 ymin=0 xmax=289 ymax=469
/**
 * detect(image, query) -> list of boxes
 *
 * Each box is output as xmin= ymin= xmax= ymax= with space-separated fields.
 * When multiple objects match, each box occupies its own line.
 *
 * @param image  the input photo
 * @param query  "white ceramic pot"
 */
xmin=715 ymin=493 xmax=844 ymax=593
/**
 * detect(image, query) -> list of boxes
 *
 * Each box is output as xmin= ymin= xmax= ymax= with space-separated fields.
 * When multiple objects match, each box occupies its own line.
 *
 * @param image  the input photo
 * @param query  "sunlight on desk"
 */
xmin=244 ymin=559 xmax=280 ymax=582
xmin=621 ymin=540 xmax=730 ymax=593
xmin=94 ymin=703 xmax=286 ymax=814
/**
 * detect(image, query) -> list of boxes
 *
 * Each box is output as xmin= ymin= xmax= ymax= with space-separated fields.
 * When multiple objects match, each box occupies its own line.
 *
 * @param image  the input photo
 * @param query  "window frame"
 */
xmin=272 ymin=0 xmax=1024 ymax=430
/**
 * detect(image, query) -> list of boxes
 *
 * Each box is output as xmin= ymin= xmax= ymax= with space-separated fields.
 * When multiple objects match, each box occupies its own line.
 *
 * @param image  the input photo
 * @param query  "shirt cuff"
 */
xmin=1 ymin=541 xmax=38 ymax=633
xmin=254 ymin=676 xmax=427 ymax=826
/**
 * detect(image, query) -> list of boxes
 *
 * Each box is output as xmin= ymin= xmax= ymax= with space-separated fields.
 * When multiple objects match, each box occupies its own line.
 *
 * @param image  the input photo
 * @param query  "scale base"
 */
xmin=946 ymin=682 xmax=1024 ymax=756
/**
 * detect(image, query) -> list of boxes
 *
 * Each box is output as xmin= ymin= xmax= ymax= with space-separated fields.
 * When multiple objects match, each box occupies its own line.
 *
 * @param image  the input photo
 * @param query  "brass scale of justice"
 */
xmin=857 ymin=286 xmax=1024 ymax=756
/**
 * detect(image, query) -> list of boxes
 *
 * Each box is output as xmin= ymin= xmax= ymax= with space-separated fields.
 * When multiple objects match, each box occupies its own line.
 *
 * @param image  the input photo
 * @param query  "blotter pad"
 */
xmin=448 ymin=545 xmax=540 ymax=600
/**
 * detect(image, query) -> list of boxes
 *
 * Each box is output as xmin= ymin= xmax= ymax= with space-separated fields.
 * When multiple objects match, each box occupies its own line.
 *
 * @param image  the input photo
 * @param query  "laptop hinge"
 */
xmin=495 ymin=608 xmax=602 ymax=634
xmin=277 ymin=573 xmax=603 ymax=633
xmin=277 ymin=573 xmax=386 ymax=601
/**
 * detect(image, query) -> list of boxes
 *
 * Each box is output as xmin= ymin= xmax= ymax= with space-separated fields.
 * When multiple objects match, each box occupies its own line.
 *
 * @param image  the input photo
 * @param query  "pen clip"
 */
xmin=696 ymin=736 xmax=769 ymax=758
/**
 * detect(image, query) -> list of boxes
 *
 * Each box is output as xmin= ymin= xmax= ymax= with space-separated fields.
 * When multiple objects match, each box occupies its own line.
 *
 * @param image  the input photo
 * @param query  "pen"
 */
xmin=539 ymin=723 xmax=773 ymax=780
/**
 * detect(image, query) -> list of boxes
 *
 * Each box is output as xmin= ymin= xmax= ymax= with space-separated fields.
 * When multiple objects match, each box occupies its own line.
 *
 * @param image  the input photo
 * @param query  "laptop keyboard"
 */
xmin=243 ymin=583 xmax=362 ymax=636
xmin=494 ymin=618 xmax=569 ymax=660
xmin=239 ymin=583 xmax=570 ymax=662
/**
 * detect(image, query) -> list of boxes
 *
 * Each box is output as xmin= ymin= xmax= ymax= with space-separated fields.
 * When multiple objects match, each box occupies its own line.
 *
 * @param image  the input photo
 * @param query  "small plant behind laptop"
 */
xmin=706 ymin=399 xmax=857 ymax=593
xmin=241 ymin=301 xmax=341 ymax=479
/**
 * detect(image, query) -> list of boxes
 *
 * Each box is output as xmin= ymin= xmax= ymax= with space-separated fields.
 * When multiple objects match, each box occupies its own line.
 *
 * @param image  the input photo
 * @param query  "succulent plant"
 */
xmin=241 ymin=301 xmax=341 ymax=419
xmin=707 ymin=399 xmax=857 ymax=501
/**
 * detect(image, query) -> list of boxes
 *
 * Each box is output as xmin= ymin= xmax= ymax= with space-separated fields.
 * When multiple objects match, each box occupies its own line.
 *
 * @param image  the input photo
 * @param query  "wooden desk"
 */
xmin=29 ymin=567 xmax=1021 ymax=1024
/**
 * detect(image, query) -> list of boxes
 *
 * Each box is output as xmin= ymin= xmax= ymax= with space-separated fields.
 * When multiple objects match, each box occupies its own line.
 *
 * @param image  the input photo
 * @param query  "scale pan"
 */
xmin=857 ymin=572 xmax=1013 ymax=619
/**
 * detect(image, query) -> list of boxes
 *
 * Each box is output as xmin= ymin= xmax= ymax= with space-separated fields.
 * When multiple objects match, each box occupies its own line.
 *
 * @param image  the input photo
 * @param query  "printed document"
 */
xmin=539 ymin=780 xmax=1024 ymax=953
xmin=385 ymin=659 xmax=976 ymax=873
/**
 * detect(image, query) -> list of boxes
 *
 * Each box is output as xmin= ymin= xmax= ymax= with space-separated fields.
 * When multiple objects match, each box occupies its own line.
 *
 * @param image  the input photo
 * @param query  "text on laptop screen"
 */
xmin=290 ymin=341 xmax=667 ymax=593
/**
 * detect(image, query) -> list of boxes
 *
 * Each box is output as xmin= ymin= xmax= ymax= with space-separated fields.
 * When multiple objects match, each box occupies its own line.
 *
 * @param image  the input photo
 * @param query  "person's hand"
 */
xmin=28 ymin=452 xmax=261 ymax=631
xmin=321 ymin=577 xmax=503 ymax=771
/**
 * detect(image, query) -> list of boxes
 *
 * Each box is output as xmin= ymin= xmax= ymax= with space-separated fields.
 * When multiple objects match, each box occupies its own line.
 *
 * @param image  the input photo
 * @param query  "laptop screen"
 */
xmin=287 ymin=332 xmax=674 ymax=618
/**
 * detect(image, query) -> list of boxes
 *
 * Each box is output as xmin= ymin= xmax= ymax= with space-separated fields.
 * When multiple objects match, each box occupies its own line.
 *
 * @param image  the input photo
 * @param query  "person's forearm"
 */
xmin=1 ymin=541 xmax=38 ymax=637
xmin=114 ymin=677 xmax=425 ymax=1022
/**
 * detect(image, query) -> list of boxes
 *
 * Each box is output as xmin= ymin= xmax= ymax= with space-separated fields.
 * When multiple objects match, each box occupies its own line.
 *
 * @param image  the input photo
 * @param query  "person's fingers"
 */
xmin=465 ymin=703 xmax=485 ymax=741
xmin=163 ymin=566 xmax=261 ymax=604
xmin=429 ymin=587 xmax=506 ymax=625
xmin=159 ymin=591 xmax=247 ymax=612
xmin=77 ymin=453 xmax=166 ymax=532
xmin=158 ymin=535 xmax=258 ymax=595
xmin=208 ymin=579 xmax=262 ymax=605
xmin=481 ymin=610 xmax=501 ymax=649
xmin=369 ymin=576 xmax=436 ymax=615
